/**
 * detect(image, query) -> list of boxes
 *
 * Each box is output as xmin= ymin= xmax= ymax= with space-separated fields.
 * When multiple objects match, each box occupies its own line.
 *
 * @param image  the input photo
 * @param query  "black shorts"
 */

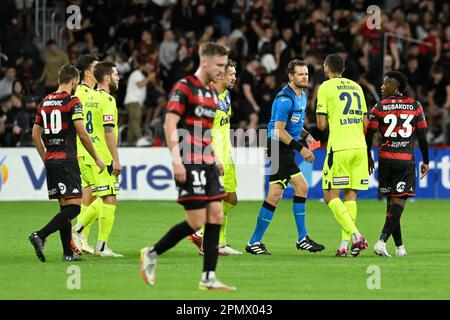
xmin=267 ymin=138 xmax=301 ymax=189
xmin=176 ymin=163 xmax=226 ymax=210
xmin=45 ymin=160 xmax=82 ymax=200
xmin=378 ymin=160 xmax=416 ymax=198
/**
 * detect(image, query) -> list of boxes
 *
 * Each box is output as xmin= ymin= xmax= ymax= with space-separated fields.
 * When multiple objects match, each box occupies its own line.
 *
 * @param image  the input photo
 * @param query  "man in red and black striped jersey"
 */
xmin=29 ymin=64 xmax=105 ymax=262
xmin=140 ymin=42 xmax=236 ymax=291
xmin=366 ymin=71 xmax=429 ymax=257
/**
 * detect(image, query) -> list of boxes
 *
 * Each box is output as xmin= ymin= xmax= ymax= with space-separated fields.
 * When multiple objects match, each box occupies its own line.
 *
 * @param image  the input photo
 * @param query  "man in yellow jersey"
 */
xmin=188 ymin=59 xmax=242 ymax=255
xmin=316 ymin=54 xmax=369 ymax=257
xmin=72 ymin=61 xmax=122 ymax=257
xmin=72 ymin=54 xmax=100 ymax=254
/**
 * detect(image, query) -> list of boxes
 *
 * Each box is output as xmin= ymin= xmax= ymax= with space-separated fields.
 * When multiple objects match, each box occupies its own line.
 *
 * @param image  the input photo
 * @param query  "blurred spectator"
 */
xmin=236 ymin=56 xmax=261 ymax=145
xmin=0 ymin=66 xmax=16 ymax=101
xmin=124 ymin=60 xmax=155 ymax=146
xmin=426 ymin=64 xmax=450 ymax=144
xmin=260 ymin=42 xmax=277 ymax=73
xmin=259 ymin=73 xmax=278 ymax=124
xmin=38 ymin=40 xmax=69 ymax=95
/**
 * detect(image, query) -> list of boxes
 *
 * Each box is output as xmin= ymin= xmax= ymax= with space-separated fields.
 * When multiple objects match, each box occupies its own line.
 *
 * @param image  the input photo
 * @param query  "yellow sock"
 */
xmin=82 ymin=218 xmax=96 ymax=239
xmin=328 ymin=198 xmax=358 ymax=236
xmin=79 ymin=198 xmax=103 ymax=228
xmin=342 ymin=201 xmax=357 ymax=241
xmin=219 ymin=202 xmax=235 ymax=245
xmin=98 ymin=204 xmax=116 ymax=242
xmin=77 ymin=204 xmax=88 ymax=224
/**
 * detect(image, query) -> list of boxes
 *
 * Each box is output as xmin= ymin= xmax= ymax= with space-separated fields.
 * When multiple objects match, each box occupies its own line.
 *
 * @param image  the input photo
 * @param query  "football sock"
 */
xmin=98 ymin=203 xmax=116 ymax=243
xmin=76 ymin=204 xmax=87 ymax=224
xmin=380 ymin=203 xmax=404 ymax=242
xmin=340 ymin=240 xmax=350 ymax=250
xmin=219 ymin=201 xmax=235 ymax=245
xmin=60 ymin=222 xmax=73 ymax=256
xmin=203 ymin=223 xmax=221 ymax=273
xmin=38 ymin=205 xmax=81 ymax=240
xmin=153 ymin=220 xmax=195 ymax=255
xmin=249 ymin=201 xmax=276 ymax=245
xmin=293 ymin=196 xmax=308 ymax=241
xmin=328 ymin=198 xmax=358 ymax=237
xmin=201 ymin=271 xmax=216 ymax=281
xmin=342 ymin=201 xmax=357 ymax=241
xmin=82 ymin=218 xmax=95 ymax=239
xmin=76 ymin=197 xmax=103 ymax=233
xmin=392 ymin=221 xmax=403 ymax=246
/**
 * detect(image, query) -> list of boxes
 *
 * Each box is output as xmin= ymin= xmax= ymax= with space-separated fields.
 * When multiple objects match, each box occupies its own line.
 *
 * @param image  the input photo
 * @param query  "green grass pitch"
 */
xmin=1 ymin=199 xmax=449 ymax=300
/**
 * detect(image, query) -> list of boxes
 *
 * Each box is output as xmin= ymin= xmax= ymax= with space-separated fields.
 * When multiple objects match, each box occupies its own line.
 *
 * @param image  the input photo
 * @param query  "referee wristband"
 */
xmin=289 ymin=139 xmax=304 ymax=152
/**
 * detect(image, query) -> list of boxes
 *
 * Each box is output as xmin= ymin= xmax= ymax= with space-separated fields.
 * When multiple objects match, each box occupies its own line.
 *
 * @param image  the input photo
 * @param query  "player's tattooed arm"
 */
xmin=32 ymin=124 xmax=45 ymax=162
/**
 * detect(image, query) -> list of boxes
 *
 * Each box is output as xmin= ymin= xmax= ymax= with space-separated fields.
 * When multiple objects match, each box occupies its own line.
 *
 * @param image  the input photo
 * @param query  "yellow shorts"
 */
xmin=222 ymin=163 xmax=237 ymax=193
xmin=78 ymin=157 xmax=95 ymax=191
xmin=322 ymin=148 xmax=369 ymax=190
xmin=90 ymin=162 xmax=120 ymax=197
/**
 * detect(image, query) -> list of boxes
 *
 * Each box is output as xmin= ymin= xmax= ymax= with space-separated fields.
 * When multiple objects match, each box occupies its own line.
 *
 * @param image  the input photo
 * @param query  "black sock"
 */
xmin=37 ymin=210 xmax=68 ymax=240
xmin=392 ymin=221 xmax=403 ymax=246
xmin=60 ymin=223 xmax=73 ymax=256
xmin=202 ymin=223 xmax=221 ymax=273
xmin=153 ymin=220 xmax=195 ymax=255
xmin=380 ymin=203 xmax=404 ymax=242
xmin=60 ymin=205 xmax=80 ymax=255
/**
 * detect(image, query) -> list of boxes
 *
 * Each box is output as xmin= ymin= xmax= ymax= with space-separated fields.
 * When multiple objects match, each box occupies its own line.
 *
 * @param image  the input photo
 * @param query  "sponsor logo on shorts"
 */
xmin=58 ymin=183 xmax=67 ymax=194
xmin=396 ymin=181 xmax=406 ymax=193
xmin=48 ymin=188 xmax=58 ymax=196
xmin=361 ymin=179 xmax=369 ymax=185
xmin=97 ymin=185 xmax=109 ymax=192
xmin=103 ymin=115 xmax=115 ymax=122
xmin=333 ymin=176 xmax=349 ymax=185
xmin=379 ymin=187 xmax=391 ymax=193
xmin=193 ymin=186 xmax=205 ymax=194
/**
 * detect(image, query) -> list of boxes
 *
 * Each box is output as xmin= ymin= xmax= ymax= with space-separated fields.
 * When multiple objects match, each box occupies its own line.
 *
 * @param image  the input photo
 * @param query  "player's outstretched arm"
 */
xmin=164 ymin=112 xmax=186 ymax=183
xmin=74 ymin=119 xmax=105 ymax=173
xmin=31 ymin=124 xmax=45 ymax=162
xmin=417 ymin=128 xmax=430 ymax=179
xmin=104 ymin=126 xmax=121 ymax=176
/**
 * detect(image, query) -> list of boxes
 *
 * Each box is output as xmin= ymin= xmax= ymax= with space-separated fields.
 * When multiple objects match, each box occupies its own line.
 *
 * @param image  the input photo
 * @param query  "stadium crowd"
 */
xmin=0 ymin=0 xmax=449 ymax=147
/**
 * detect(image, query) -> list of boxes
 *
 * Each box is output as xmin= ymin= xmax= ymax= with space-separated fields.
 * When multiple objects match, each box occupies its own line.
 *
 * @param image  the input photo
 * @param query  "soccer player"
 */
xmin=316 ymin=53 xmax=369 ymax=257
xmin=246 ymin=59 xmax=325 ymax=255
xmin=366 ymin=71 xmax=429 ymax=257
xmin=72 ymin=54 xmax=101 ymax=254
xmin=72 ymin=61 xmax=123 ymax=257
xmin=29 ymin=64 xmax=105 ymax=262
xmin=188 ymin=59 xmax=242 ymax=255
xmin=140 ymin=42 xmax=236 ymax=291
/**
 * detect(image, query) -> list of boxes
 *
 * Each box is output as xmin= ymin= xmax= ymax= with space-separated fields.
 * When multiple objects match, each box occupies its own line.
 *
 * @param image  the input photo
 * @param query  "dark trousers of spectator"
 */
xmin=126 ymin=102 xmax=143 ymax=145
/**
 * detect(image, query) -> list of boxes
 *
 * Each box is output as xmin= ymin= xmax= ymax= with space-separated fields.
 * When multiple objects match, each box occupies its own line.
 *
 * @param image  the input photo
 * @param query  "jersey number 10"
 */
xmin=40 ymin=109 xmax=62 ymax=134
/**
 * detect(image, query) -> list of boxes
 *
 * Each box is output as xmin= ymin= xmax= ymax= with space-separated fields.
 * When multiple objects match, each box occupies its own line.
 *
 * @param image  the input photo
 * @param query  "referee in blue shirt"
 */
xmin=246 ymin=59 xmax=325 ymax=255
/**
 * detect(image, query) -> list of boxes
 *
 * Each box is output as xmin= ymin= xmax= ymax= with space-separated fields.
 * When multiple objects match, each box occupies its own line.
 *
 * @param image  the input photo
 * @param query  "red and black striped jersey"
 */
xmin=34 ymin=91 xmax=84 ymax=161
xmin=367 ymin=95 xmax=427 ymax=163
xmin=167 ymin=75 xmax=219 ymax=164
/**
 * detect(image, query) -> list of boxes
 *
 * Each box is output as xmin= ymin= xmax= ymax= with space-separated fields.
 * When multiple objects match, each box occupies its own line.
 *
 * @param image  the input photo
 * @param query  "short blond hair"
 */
xmin=199 ymin=42 xmax=229 ymax=58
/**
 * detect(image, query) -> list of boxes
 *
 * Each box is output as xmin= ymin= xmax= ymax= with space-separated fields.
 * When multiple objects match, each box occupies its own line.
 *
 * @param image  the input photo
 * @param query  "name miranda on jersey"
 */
xmin=337 ymin=85 xmax=359 ymax=91
xmin=382 ymin=104 xmax=414 ymax=111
